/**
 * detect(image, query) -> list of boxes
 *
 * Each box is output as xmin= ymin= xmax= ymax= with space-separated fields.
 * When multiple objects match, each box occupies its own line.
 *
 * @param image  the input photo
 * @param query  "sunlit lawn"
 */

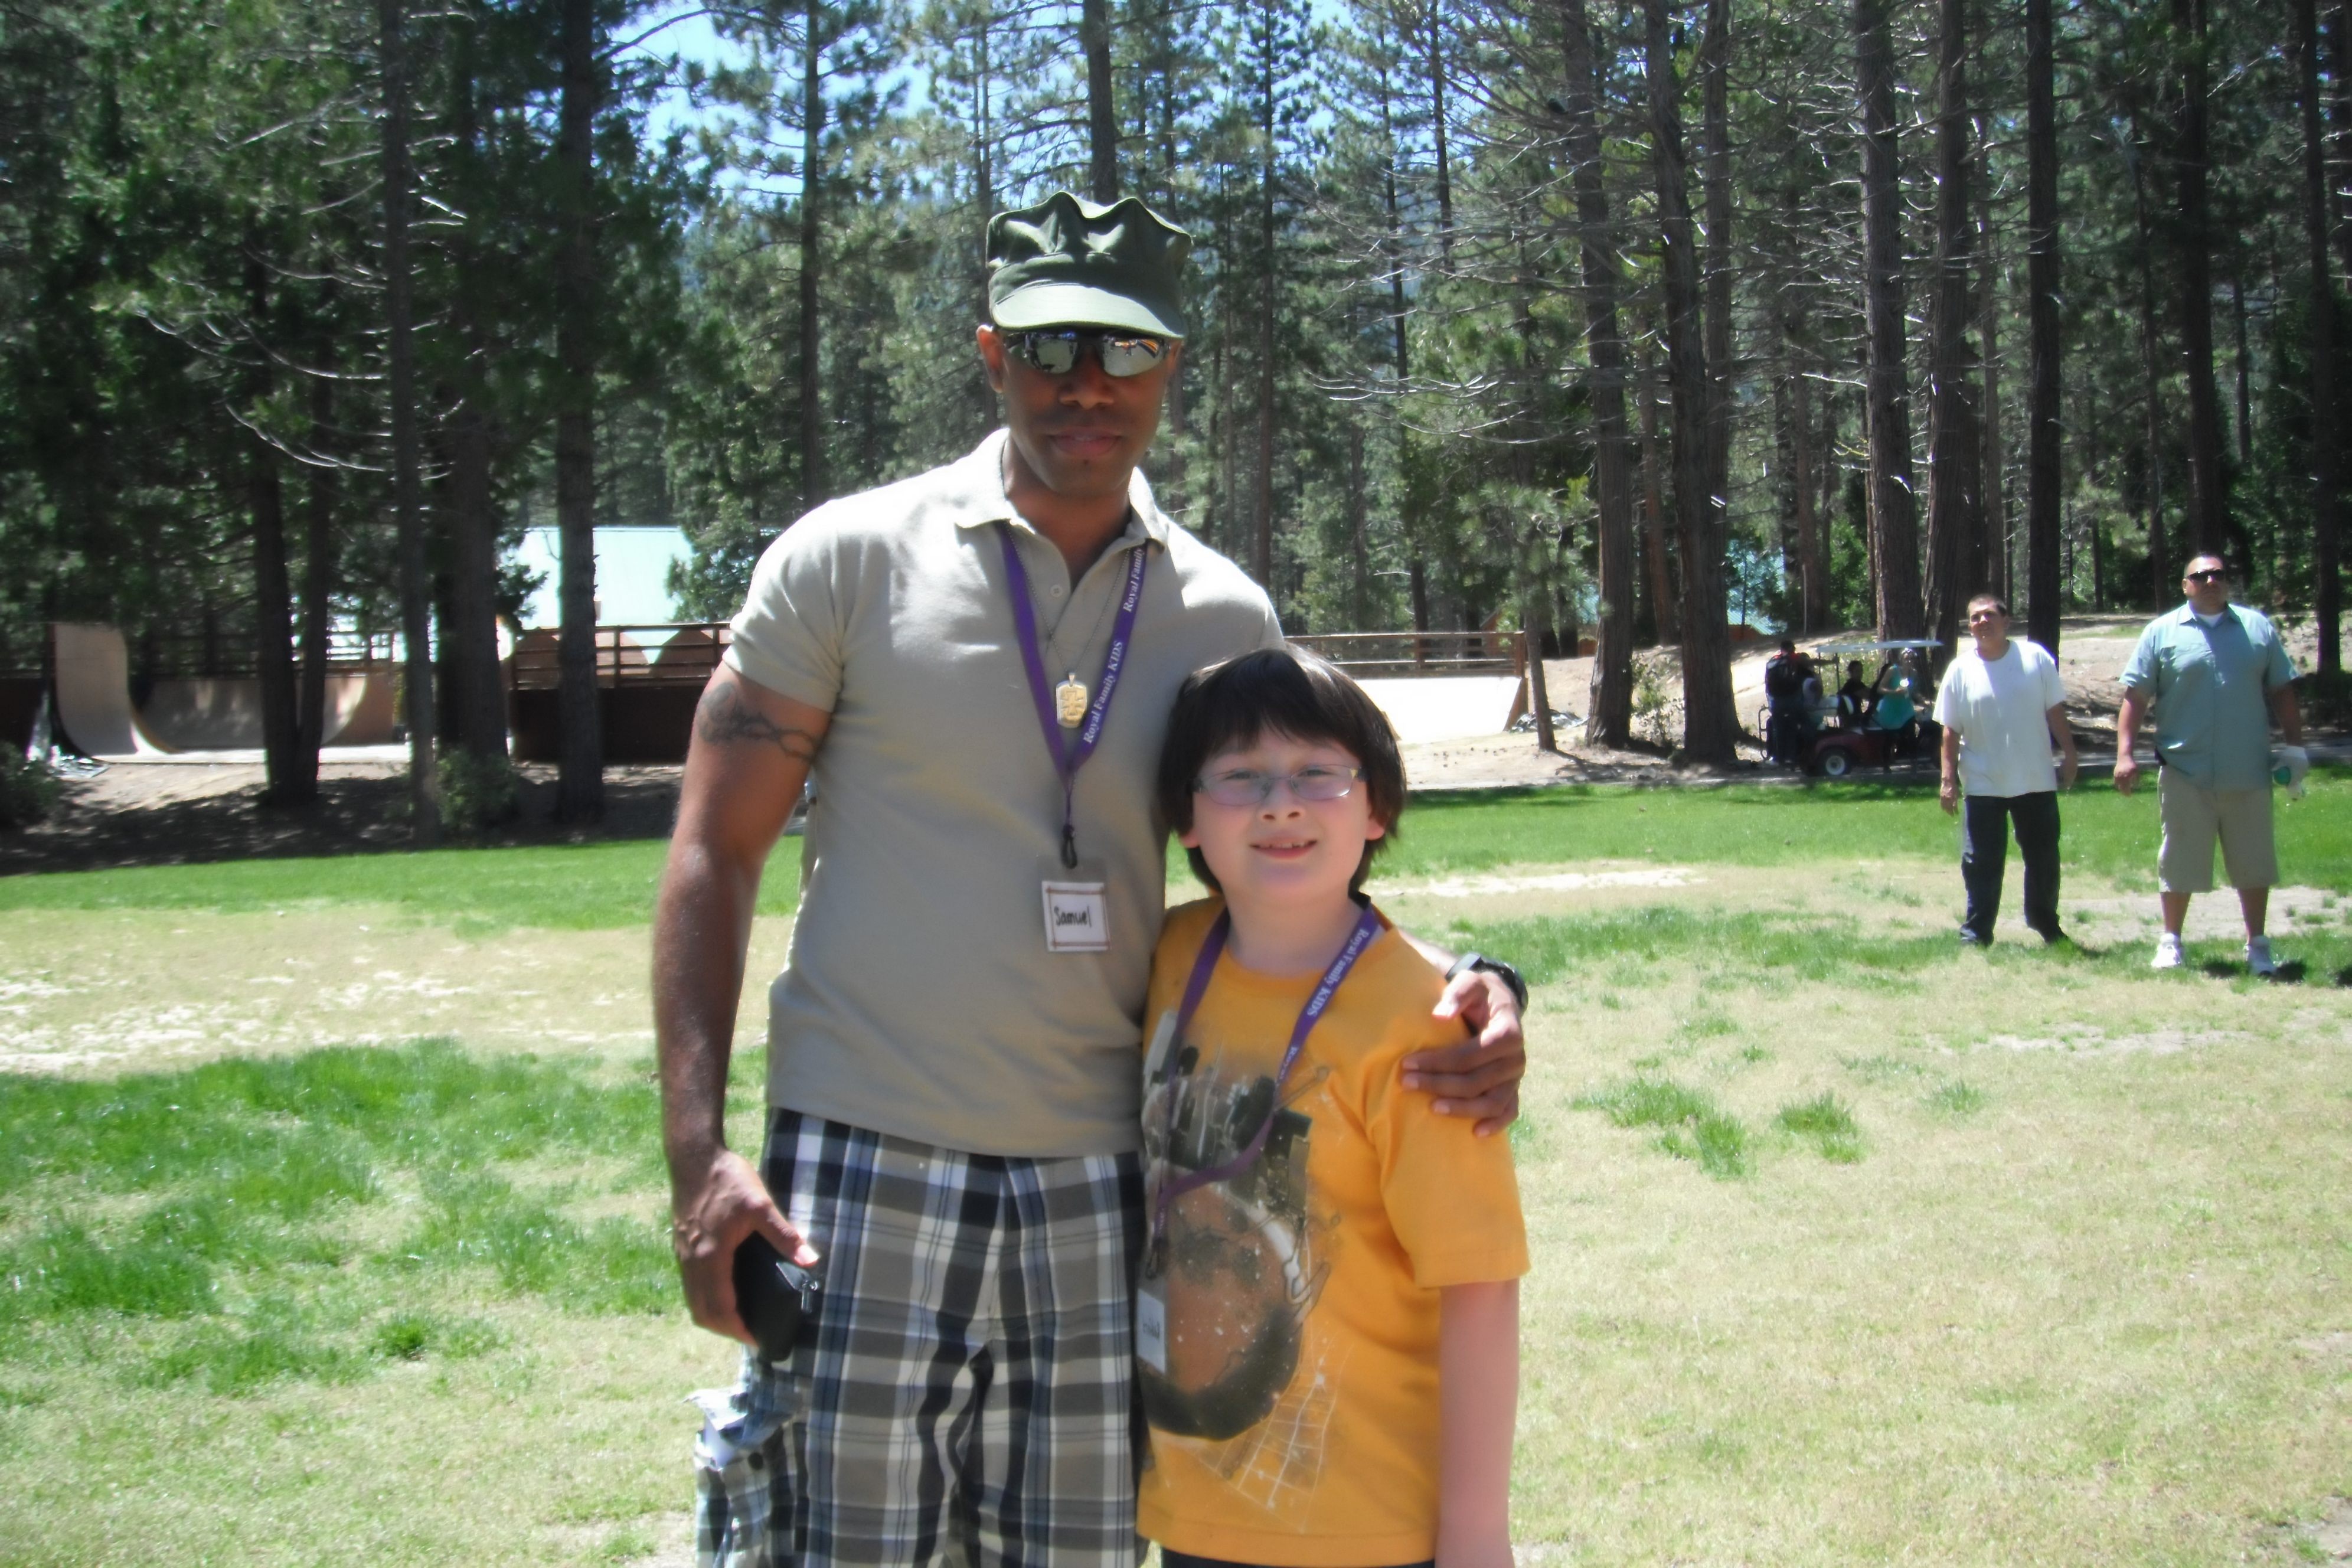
xmin=1 ymin=775 xmax=2347 ymax=1563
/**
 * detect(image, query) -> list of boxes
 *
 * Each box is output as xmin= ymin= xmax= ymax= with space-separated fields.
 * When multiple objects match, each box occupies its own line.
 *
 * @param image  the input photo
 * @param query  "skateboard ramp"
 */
xmin=52 ymin=623 xmax=403 ymax=757
xmin=1355 ymin=675 xmax=1526 ymax=744
xmin=54 ymin=623 xmax=170 ymax=757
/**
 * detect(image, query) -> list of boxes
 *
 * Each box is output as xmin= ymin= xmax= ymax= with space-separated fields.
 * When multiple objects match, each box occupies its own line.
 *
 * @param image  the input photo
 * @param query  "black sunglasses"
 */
xmin=1001 ymin=329 xmax=1170 ymax=379
xmin=2185 ymin=569 xmax=2228 ymax=583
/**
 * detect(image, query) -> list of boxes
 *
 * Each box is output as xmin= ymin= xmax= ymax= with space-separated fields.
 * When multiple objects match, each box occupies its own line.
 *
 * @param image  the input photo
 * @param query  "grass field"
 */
xmin=2 ymin=776 xmax=2348 ymax=1563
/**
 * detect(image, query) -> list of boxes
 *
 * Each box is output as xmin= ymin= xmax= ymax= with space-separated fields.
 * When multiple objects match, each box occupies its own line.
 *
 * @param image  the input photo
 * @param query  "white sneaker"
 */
xmin=2245 ymin=936 xmax=2278 ymax=976
xmin=2152 ymin=934 xmax=2186 ymax=971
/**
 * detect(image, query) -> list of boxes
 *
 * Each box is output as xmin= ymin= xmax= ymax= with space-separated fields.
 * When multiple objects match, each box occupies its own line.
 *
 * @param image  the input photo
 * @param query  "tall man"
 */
xmin=653 ymin=192 xmax=1527 ymax=1568
xmin=2113 ymin=553 xmax=2307 ymax=974
xmin=1933 ymin=593 xmax=2079 ymax=945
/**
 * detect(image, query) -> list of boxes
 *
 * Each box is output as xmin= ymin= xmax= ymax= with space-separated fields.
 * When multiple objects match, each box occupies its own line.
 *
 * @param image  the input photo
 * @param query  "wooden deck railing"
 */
xmin=506 ymin=623 xmax=733 ymax=690
xmin=1283 ymin=630 xmax=1527 ymax=678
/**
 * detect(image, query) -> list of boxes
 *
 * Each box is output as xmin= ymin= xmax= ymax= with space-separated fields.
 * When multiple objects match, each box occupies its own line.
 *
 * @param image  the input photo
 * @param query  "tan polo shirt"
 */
xmin=725 ymin=430 xmax=1283 ymax=1157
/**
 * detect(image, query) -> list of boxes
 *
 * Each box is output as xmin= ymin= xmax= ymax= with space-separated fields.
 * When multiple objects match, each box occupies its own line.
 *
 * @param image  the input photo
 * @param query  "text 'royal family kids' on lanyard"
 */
xmin=998 ymin=521 xmax=1148 ymax=870
xmin=1149 ymin=902 xmax=1386 ymax=1257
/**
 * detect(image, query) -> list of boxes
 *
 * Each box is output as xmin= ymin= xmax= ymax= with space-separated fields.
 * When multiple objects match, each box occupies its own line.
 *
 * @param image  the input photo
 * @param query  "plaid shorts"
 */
xmin=692 ymin=1109 xmax=1145 ymax=1568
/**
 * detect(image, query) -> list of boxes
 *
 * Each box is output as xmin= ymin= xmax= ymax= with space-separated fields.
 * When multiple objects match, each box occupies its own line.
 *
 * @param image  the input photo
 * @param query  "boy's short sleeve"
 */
xmin=723 ymin=512 xmax=850 ymax=712
xmin=1366 ymin=1027 xmax=1528 ymax=1289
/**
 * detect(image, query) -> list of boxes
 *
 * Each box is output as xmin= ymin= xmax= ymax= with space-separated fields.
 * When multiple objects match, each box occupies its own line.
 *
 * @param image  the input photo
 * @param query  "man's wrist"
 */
xmin=665 ymin=1135 xmax=734 ymax=1200
xmin=1445 ymin=953 xmax=1529 ymax=1012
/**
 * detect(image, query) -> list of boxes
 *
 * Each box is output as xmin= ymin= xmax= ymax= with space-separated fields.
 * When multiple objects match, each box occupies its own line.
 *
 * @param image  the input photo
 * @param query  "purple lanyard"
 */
xmin=998 ymin=522 xmax=1149 ymax=868
xmin=1149 ymin=902 xmax=1387 ymax=1249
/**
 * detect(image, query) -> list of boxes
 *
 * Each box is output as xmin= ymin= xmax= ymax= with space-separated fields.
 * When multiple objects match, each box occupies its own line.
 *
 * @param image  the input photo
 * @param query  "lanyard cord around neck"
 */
xmin=998 ymin=522 xmax=1148 ymax=868
xmin=1149 ymin=903 xmax=1386 ymax=1250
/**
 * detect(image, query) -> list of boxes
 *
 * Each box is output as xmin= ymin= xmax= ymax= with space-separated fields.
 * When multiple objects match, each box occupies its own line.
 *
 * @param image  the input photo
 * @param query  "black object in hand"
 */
xmin=731 ymin=1233 xmax=822 ymax=1363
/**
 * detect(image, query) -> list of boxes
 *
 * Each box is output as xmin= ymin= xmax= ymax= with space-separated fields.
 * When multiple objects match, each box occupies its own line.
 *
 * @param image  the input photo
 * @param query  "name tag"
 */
xmin=1136 ymin=1276 xmax=1169 ymax=1373
xmin=1042 ymin=880 xmax=1109 ymax=953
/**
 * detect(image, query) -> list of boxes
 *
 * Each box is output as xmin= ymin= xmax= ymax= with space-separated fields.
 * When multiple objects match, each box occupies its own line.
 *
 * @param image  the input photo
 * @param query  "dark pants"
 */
xmin=1961 ymin=789 xmax=2061 ymax=940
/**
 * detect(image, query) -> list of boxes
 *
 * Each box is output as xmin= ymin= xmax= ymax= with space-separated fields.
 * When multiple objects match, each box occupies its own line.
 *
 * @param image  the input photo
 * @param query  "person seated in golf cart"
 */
xmin=1837 ymin=661 xmax=1874 ymax=728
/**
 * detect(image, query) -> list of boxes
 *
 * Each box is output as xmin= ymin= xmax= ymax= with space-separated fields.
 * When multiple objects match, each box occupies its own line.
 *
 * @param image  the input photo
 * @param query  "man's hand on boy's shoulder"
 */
xmin=1398 ymin=940 xmax=1525 ymax=1137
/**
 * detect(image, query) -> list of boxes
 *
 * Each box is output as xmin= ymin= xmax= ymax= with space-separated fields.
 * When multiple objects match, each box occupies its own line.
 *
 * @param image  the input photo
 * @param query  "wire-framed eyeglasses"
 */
xmin=1193 ymin=765 xmax=1364 ymax=808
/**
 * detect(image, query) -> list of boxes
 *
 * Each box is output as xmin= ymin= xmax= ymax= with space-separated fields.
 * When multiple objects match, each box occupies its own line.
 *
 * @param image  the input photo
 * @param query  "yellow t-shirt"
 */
xmin=1135 ymin=899 xmax=1528 ymax=1567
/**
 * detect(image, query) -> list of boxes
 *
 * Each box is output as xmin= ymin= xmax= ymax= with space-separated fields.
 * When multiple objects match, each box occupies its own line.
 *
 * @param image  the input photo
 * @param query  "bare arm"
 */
xmin=1938 ymin=724 xmax=1961 ymax=816
xmin=2271 ymin=682 xmax=2304 ymax=746
xmin=2047 ymin=703 xmax=2079 ymax=790
xmin=2113 ymin=688 xmax=2150 ymax=795
xmin=1437 ymin=1279 xmax=1520 ymax=1568
xmin=655 ymin=668 xmax=832 ymax=1344
xmin=1399 ymin=930 xmax=1525 ymax=1138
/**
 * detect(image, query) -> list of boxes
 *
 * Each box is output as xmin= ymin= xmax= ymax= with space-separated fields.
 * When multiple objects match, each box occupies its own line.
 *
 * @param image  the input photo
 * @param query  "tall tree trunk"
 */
xmin=1646 ymin=0 xmax=1737 ymax=765
xmin=1977 ymin=114 xmax=2007 ymax=602
xmin=1790 ymin=343 xmax=1824 ymax=632
xmin=2025 ymin=0 xmax=2061 ymax=651
xmin=1562 ymin=0 xmax=1634 ymax=745
xmin=447 ymin=411 xmax=507 ymax=761
xmin=1700 ymin=0 xmax=1733 ymax=541
xmin=974 ymin=15 xmax=995 ymax=324
xmin=1638 ymin=369 xmax=1678 ymax=643
xmin=1923 ymin=0 xmax=1985 ymax=652
xmin=381 ymin=0 xmax=438 ymax=841
xmin=1250 ymin=12 xmax=1278 ymax=588
xmin=1378 ymin=54 xmax=1427 ymax=641
xmin=1818 ymin=381 xmax=1843 ymax=608
xmin=799 ymin=0 xmax=825 ymax=516
xmin=554 ymin=0 xmax=602 ymax=822
xmin=2131 ymin=121 xmax=2168 ymax=603
xmin=2328 ymin=2 xmax=2351 ymax=282
xmin=1082 ymin=0 xmax=1117 ymax=199
xmin=1427 ymin=1 xmax=1452 ymax=266
xmin=243 ymin=249 xmax=304 ymax=808
xmin=1347 ymin=422 xmax=1371 ymax=626
xmin=1856 ymin=0 xmax=1924 ymax=638
xmin=2171 ymin=0 xmax=2229 ymax=558
xmin=296 ymin=373 xmax=335 ymax=783
xmin=448 ymin=27 xmax=508 ymax=766
xmin=2230 ymin=274 xmax=2252 ymax=469
xmin=249 ymin=419 xmax=301 ymax=802
xmin=2301 ymin=0 xmax=2344 ymax=672
xmin=1525 ymin=586 xmax=1557 ymax=752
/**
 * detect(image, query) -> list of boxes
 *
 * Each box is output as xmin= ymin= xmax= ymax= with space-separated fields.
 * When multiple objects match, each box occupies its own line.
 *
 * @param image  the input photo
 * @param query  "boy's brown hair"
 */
xmin=1155 ymin=645 xmax=1407 ymax=896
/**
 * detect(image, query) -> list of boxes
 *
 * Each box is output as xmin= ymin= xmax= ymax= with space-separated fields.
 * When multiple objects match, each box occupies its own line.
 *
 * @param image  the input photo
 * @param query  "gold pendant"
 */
xmin=1055 ymin=675 xmax=1089 ymax=728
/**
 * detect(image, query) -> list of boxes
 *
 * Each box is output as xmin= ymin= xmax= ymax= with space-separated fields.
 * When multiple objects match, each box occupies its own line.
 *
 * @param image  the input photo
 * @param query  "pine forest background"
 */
xmin=2 ymin=0 xmax=2348 ymax=819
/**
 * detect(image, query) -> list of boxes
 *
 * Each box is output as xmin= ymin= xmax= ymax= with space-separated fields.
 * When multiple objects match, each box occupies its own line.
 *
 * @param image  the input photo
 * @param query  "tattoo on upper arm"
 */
xmin=697 ymin=682 xmax=821 ymax=762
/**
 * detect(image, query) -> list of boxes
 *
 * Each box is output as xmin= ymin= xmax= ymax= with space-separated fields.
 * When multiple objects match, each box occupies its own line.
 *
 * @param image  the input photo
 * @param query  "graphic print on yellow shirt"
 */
xmin=1136 ymin=900 xmax=1527 ymax=1568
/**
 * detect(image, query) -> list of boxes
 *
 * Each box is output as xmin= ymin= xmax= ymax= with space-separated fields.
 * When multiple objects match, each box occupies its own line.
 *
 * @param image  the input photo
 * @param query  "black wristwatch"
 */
xmin=1445 ymin=952 xmax=1530 ymax=1012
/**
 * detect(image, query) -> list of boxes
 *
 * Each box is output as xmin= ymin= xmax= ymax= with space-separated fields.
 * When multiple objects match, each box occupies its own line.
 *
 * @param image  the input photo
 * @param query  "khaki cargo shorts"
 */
xmin=2158 ymin=768 xmax=2278 ymax=892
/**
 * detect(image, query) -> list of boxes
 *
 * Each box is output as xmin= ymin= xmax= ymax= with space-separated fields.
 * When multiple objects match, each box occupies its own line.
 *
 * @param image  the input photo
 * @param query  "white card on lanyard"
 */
xmin=1042 ymin=880 xmax=1109 ymax=952
xmin=1135 ymin=1275 xmax=1170 ymax=1372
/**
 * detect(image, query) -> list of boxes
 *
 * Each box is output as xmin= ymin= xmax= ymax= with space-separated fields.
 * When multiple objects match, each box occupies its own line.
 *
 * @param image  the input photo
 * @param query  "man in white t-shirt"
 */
xmin=1933 ymin=593 xmax=2080 ymax=945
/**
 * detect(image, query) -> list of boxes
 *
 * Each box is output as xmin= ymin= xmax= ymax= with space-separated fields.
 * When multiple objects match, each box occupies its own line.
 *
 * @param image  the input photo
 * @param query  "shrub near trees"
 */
xmin=0 ymin=0 xmax=2345 ymax=798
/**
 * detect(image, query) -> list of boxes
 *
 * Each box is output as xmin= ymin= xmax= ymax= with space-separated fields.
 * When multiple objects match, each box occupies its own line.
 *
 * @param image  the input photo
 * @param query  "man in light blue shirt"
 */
xmin=2114 ymin=553 xmax=2305 ymax=974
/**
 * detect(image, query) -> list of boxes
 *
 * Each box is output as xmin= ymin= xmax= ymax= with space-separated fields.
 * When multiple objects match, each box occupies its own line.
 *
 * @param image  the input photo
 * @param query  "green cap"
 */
xmin=985 ymin=191 xmax=1192 ymax=339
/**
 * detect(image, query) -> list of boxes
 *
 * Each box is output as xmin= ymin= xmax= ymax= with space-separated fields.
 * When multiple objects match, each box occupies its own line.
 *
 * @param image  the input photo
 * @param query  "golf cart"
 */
xmin=1792 ymin=638 xmax=1944 ymax=777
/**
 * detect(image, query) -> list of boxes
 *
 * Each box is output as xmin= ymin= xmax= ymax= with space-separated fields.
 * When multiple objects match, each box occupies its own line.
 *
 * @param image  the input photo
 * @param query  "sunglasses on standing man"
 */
xmin=999 ymin=328 xmax=1171 ymax=379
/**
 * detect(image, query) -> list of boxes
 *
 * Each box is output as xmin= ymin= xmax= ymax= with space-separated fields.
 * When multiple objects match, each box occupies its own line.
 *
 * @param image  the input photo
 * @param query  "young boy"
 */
xmin=1138 ymin=646 xmax=1526 ymax=1568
